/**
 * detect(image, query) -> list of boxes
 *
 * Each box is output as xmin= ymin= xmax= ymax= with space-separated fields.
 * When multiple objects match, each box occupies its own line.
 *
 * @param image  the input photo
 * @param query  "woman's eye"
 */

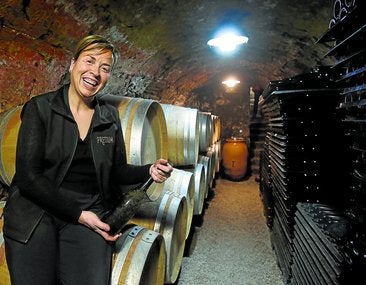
xmin=101 ymin=66 xmax=111 ymax=73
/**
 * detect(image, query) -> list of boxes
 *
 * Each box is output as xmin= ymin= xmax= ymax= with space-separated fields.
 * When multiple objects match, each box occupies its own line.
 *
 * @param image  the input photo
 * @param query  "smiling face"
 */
xmin=69 ymin=44 xmax=113 ymax=101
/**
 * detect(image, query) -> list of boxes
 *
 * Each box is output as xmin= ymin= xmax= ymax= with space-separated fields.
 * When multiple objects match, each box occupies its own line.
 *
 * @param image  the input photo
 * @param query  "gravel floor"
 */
xmin=176 ymin=176 xmax=284 ymax=285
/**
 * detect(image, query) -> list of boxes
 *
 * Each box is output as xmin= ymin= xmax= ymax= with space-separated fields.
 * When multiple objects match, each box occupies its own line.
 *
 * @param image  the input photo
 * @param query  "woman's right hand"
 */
xmin=78 ymin=210 xmax=122 ymax=241
xmin=150 ymin=158 xmax=173 ymax=183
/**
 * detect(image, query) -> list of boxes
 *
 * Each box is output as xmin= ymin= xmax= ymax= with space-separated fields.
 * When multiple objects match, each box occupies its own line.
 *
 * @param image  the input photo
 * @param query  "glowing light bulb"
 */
xmin=207 ymin=31 xmax=248 ymax=53
xmin=222 ymin=79 xmax=240 ymax=88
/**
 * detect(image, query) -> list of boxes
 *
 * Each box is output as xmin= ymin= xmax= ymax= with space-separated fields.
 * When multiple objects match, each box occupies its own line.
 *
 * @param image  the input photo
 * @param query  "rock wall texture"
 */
xmin=0 ymin=0 xmax=335 ymax=159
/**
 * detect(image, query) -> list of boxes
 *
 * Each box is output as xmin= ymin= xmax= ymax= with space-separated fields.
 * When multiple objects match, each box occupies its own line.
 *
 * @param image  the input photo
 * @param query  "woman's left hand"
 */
xmin=78 ymin=210 xmax=122 ymax=241
xmin=150 ymin=158 xmax=173 ymax=183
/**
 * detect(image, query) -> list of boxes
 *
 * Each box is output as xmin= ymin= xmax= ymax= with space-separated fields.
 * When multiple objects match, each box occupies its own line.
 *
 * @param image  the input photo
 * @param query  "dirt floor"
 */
xmin=176 ymin=176 xmax=284 ymax=285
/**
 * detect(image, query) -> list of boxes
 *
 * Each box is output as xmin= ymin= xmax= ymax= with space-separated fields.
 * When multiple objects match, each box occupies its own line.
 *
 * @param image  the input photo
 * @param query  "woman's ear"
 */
xmin=69 ymin=58 xmax=75 ymax=72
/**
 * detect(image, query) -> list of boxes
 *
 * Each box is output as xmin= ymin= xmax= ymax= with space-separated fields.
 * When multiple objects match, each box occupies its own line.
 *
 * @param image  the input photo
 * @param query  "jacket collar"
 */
xmin=49 ymin=84 xmax=116 ymax=127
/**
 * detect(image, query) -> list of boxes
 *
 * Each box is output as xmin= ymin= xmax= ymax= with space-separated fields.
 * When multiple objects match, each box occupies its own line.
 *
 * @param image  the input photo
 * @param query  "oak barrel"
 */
xmin=149 ymin=167 xmax=194 ymax=239
xmin=198 ymin=155 xmax=212 ymax=198
xmin=99 ymin=95 xmax=168 ymax=164
xmin=186 ymin=163 xmax=206 ymax=215
xmin=206 ymin=146 xmax=217 ymax=183
xmin=111 ymin=225 xmax=166 ymax=285
xmin=99 ymin=95 xmax=168 ymax=199
xmin=161 ymin=104 xmax=199 ymax=167
xmin=0 ymin=202 xmax=11 ymax=285
xmin=211 ymin=114 xmax=221 ymax=144
xmin=130 ymin=192 xmax=187 ymax=284
xmin=197 ymin=111 xmax=213 ymax=153
xmin=164 ymin=168 xmax=194 ymax=238
xmin=0 ymin=107 xmax=22 ymax=186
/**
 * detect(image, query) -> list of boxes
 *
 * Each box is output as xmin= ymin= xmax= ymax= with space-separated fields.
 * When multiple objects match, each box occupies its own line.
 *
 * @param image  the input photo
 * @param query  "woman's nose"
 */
xmin=90 ymin=64 xmax=101 ymax=77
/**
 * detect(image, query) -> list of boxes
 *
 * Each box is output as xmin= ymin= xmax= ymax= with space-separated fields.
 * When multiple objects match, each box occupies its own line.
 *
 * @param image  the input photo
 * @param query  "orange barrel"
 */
xmin=198 ymin=155 xmax=212 ymax=198
xmin=186 ymin=163 xmax=206 ymax=216
xmin=130 ymin=192 xmax=187 ymax=284
xmin=0 ymin=201 xmax=11 ymax=285
xmin=111 ymin=226 xmax=166 ymax=285
xmin=0 ymin=107 xmax=22 ymax=186
xmin=222 ymin=137 xmax=248 ymax=180
xmin=161 ymin=104 xmax=199 ymax=167
xmin=197 ymin=111 xmax=213 ymax=153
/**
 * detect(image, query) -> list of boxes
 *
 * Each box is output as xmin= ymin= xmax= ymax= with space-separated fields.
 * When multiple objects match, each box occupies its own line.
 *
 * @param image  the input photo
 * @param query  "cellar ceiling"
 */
xmin=0 ymin=0 xmax=335 ymax=107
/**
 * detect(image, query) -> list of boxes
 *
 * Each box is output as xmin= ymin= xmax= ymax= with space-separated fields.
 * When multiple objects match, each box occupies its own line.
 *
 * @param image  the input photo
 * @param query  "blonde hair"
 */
xmin=73 ymin=35 xmax=119 ymax=69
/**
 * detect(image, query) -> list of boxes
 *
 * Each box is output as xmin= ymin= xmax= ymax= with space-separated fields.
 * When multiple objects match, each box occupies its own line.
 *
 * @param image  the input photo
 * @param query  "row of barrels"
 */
xmin=0 ymin=95 xmax=221 ymax=285
xmin=0 ymin=96 xmax=221 ymax=185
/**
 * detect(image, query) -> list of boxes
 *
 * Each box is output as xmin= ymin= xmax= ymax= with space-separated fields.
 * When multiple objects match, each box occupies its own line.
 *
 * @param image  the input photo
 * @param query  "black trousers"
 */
xmin=5 ymin=191 xmax=113 ymax=285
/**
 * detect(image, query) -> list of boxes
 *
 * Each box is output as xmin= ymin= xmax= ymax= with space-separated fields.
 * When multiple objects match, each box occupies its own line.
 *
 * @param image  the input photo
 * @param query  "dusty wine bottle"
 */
xmin=103 ymin=177 xmax=154 ymax=235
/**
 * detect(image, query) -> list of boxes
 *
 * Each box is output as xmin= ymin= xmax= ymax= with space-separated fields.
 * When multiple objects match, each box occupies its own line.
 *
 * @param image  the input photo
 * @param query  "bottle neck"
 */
xmin=140 ymin=177 xmax=154 ymax=192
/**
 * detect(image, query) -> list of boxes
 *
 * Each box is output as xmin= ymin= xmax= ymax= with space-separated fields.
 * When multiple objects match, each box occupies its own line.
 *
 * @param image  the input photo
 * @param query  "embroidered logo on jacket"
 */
xmin=97 ymin=136 xmax=114 ymax=145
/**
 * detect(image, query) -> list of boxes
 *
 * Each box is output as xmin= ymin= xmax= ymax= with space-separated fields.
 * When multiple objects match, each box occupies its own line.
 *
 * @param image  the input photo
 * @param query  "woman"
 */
xmin=3 ymin=34 xmax=172 ymax=285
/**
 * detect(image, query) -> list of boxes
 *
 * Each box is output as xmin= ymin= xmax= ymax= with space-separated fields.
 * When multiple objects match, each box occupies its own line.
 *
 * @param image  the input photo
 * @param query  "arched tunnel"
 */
xmin=1 ymin=1 xmax=366 ymax=284
xmin=1 ymin=0 xmax=335 ymax=139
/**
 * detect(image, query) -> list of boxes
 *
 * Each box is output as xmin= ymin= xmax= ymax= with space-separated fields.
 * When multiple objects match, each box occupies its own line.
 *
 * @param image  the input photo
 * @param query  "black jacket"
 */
xmin=3 ymin=85 xmax=150 ymax=243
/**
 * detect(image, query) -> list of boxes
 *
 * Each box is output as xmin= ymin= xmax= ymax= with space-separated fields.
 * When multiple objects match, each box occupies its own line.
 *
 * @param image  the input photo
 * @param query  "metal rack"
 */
xmin=259 ymin=1 xmax=366 ymax=283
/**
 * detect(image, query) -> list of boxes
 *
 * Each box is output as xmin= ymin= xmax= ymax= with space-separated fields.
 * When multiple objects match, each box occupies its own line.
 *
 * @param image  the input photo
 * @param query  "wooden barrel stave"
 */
xmin=100 ymin=95 xmax=168 ymax=165
xmin=186 ymin=163 xmax=206 ymax=216
xmin=0 ymin=202 xmax=10 ymax=285
xmin=197 ymin=111 xmax=213 ymax=153
xmin=161 ymin=104 xmax=199 ymax=167
xmin=130 ymin=191 xmax=187 ymax=284
xmin=99 ymin=95 xmax=168 ymax=199
xmin=198 ymin=155 xmax=212 ymax=198
xmin=112 ymin=225 xmax=166 ymax=285
xmin=0 ymin=107 xmax=22 ymax=186
xmin=162 ymin=168 xmax=194 ymax=239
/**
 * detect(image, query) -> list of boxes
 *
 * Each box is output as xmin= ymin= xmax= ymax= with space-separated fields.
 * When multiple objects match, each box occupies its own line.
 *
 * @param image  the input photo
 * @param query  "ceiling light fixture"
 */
xmin=208 ymin=34 xmax=248 ymax=52
xmin=222 ymin=79 xmax=240 ymax=88
xmin=207 ymin=28 xmax=248 ymax=54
